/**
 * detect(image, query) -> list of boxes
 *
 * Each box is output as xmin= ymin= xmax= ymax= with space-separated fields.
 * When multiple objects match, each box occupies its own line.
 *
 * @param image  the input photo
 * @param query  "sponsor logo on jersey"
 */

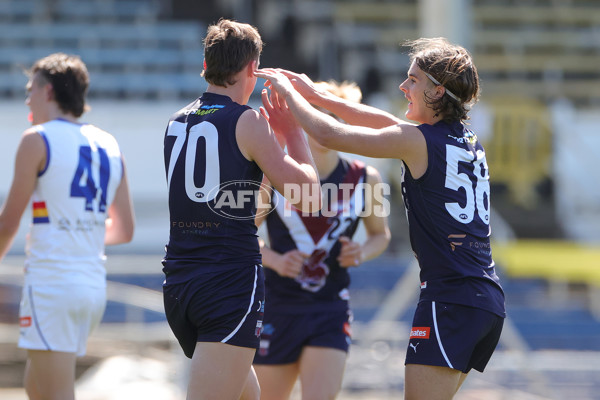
xmin=191 ymin=104 xmax=225 ymax=116
xmin=448 ymin=233 xmax=466 ymax=251
xmin=20 ymin=316 xmax=32 ymax=327
xmin=447 ymin=130 xmax=477 ymax=144
xmin=32 ymin=201 xmax=49 ymax=224
xmin=409 ymin=327 xmax=430 ymax=339
xmin=420 ymin=281 xmax=427 ymax=289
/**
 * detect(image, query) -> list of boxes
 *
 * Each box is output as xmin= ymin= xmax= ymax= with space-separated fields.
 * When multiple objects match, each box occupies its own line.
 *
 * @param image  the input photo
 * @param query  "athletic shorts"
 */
xmin=253 ymin=309 xmax=352 ymax=365
xmin=405 ymin=300 xmax=504 ymax=373
xmin=18 ymin=283 xmax=106 ymax=356
xmin=163 ymin=264 xmax=265 ymax=358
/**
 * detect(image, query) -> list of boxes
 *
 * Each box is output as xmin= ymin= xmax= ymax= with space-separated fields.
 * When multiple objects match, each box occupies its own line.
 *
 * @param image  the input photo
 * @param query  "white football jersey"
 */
xmin=24 ymin=119 xmax=123 ymax=287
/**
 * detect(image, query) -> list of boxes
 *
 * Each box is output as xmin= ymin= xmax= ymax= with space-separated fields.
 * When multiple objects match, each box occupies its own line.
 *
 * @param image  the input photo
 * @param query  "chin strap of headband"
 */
xmin=423 ymin=72 xmax=460 ymax=102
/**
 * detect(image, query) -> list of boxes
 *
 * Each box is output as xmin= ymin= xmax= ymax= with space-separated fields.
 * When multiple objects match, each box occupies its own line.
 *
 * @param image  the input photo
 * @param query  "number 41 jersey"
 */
xmin=26 ymin=119 xmax=123 ymax=287
xmin=401 ymin=120 xmax=505 ymax=318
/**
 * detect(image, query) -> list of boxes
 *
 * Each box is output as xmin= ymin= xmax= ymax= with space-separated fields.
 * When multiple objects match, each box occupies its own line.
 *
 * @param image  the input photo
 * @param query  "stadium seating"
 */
xmin=0 ymin=0 xmax=206 ymax=98
xmin=3 ymin=0 xmax=600 ymax=104
xmin=326 ymin=0 xmax=600 ymax=106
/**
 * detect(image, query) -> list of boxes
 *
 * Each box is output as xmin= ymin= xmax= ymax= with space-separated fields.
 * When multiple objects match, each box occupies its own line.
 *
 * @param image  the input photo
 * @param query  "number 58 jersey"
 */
xmin=401 ymin=120 xmax=505 ymax=318
xmin=26 ymin=119 xmax=124 ymax=287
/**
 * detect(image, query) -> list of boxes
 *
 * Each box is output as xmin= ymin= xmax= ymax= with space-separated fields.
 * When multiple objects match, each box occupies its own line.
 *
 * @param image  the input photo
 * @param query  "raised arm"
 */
xmin=254 ymin=68 xmax=427 ymax=173
xmin=280 ymin=70 xmax=405 ymax=129
xmin=236 ymin=92 xmax=321 ymax=214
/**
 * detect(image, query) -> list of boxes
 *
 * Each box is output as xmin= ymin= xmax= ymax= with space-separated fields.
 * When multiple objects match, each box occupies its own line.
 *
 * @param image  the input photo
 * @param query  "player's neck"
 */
xmin=206 ymin=84 xmax=237 ymax=101
xmin=314 ymin=150 xmax=339 ymax=180
xmin=39 ymin=103 xmax=78 ymax=124
xmin=206 ymin=68 xmax=253 ymax=105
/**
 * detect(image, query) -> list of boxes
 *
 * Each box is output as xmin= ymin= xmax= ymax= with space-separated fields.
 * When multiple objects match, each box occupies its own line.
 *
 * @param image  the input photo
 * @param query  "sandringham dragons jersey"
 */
xmin=25 ymin=119 xmax=123 ymax=287
xmin=264 ymin=158 xmax=367 ymax=314
xmin=401 ymin=120 xmax=505 ymax=317
xmin=162 ymin=93 xmax=263 ymax=283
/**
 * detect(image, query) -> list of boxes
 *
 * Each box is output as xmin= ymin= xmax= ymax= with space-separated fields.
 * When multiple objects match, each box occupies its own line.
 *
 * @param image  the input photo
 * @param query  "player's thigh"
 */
xmin=187 ymin=341 xmax=256 ymax=400
xmin=240 ymin=366 xmax=261 ymax=400
xmin=26 ymin=350 xmax=77 ymax=400
xmin=404 ymin=364 xmax=463 ymax=400
xmin=299 ymin=346 xmax=347 ymax=400
xmin=254 ymin=362 xmax=299 ymax=400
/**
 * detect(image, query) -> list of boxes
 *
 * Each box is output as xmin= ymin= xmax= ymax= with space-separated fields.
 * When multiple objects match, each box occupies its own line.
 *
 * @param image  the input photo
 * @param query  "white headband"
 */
xmin=423 ymin=71 xmax=460 ymax=102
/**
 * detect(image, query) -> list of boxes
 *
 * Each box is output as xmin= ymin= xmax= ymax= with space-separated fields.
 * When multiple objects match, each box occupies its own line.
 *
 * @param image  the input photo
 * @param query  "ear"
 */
xmin=247 ymin=60 xmax=257 ymax=76
xmin=434 ymin=85 xmax=445 ymax=100
xmin=44 ymin=83 xmax=54 ymax=101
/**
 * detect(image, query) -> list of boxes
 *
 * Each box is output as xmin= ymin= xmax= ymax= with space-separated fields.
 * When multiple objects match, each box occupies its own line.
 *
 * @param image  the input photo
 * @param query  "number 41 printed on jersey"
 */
xmin=70 ymin=145 xmax=110 ymax=213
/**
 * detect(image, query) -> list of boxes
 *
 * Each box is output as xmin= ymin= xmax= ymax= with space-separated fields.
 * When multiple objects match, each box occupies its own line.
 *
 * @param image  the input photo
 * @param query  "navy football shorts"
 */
xmin=253 ymin=309 xmax=352 ymax=365
xmin=405 ymin=300 xmax=504 ymax=373
xmin=163 ymin=264 xmax=265 ymax=358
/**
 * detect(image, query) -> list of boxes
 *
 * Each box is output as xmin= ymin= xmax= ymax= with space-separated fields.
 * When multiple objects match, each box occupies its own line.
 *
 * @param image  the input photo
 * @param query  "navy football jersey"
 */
xmin=264 ymin=158 xmax=367 ymax=314
xmin=401 ymin=120 xmax=505 ymax=317
xmin=163 ymin=93 xmax=263 ymax=283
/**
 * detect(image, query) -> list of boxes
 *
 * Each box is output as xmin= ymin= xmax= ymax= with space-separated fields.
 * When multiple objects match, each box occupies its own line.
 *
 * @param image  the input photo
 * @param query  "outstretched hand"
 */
xmin=254 ymin=68 xmax=295 ymax=99
xmin=259 ymin=86 xmax=301 ymax=148
xmin=278 ymin=70 xmax=321 ymax=103
xmin=255 ymin=68 xmax=322 ymax=104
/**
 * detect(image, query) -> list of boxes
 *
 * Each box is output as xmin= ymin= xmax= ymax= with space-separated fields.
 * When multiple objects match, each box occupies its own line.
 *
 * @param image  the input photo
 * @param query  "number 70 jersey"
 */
xmin=26 ymin=119 xmax=123 ymax=287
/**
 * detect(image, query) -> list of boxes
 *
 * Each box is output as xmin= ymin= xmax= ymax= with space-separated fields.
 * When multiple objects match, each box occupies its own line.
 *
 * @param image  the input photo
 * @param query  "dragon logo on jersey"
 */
xmin=295 ymin=248 xmax=330 ymax=292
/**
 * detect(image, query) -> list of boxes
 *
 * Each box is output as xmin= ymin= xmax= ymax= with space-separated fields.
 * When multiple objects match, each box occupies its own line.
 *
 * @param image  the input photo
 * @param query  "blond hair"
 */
xmin=314 ymin=80 xmax=362 ymax=103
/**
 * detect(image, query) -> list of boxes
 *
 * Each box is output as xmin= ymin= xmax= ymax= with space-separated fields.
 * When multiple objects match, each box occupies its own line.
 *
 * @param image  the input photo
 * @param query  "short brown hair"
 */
xmin=407 ymin=38 xmax=480 ymax=122
xmin=28 ymin=53 xmax=89 ymax=117
xmin=202 ymin=18 xmax=263 ymax=87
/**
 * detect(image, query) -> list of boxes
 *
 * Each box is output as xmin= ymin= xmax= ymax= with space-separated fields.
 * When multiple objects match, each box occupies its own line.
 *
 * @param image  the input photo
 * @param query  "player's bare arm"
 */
xmin=255 ymin=68 xmax=428 ymax=177
xmin=104 ymin=156 xmax=135 ymax=246
xmin=236 ymin=99 xmax=321 ymax=214
xmin=280 ymin=69 xmax=405 ymax=129
xmin=0 ymin=129 xmax=45 ymax=260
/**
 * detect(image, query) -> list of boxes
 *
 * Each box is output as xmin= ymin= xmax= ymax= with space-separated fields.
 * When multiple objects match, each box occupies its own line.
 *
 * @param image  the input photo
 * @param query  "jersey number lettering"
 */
xmin=70 ymin=145 xmax=110 ymax=212
xmin=166 ymin=120 xmax=220 ymax=203
xmin=327 ymin=216 xmax=354 ymax=241
xmin=444 ymin=145 xmax=490 ymax=225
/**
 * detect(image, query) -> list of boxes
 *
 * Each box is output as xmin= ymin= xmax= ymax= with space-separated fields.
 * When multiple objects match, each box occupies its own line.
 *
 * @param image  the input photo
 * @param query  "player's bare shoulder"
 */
xmin=236 ymin=108 xmax=271 ymax=161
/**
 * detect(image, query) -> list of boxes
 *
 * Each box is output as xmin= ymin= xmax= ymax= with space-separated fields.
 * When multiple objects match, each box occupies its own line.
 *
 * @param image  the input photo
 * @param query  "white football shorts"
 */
xmin=18 ymin=283 xmax=106 ymax=356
